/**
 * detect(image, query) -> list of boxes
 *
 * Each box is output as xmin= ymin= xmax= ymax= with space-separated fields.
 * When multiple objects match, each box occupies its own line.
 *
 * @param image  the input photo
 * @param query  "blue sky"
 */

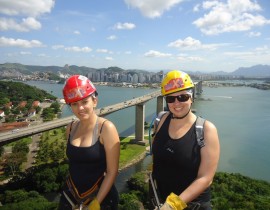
xmin=0 ymin=0 xmax=270 ymax=73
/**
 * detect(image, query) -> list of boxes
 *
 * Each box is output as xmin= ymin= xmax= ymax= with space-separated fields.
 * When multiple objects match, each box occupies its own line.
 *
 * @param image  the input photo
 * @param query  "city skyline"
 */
xmin=0 ymin=0 xmax=270 ymax=73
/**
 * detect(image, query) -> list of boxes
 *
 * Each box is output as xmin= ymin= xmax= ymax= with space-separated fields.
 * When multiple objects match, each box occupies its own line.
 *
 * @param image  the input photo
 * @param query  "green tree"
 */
xmin=119 ymin=193 xmax=142 ymax=210
xmin=42 ymin=107 xmax=55 ymax=121
xmin=0 ymin=146 xmax=4 ymax=156
xmin=35 ymin=106 xmax=42 ymax=114
xmin=50 ymin=101 xmax=61 ymax=113
xmin=3 ymin=152 xmax=26 ymax=175
xmin=12 ymin=141 xmax=29 ymax=154
xmin=0 ymin=189 xmax=57 ymax=210
xmin=0 ymin=97 xmax=10 ymax=106
xmin=32 ymin=168 xmax=60 ymax=193
xmin=4 ymin=115 xmax=16 ymax=123
xmin=12 ymin=108 xmax=20 ymax=115
xmin=3 ymin=189 xmax=29 ymax=203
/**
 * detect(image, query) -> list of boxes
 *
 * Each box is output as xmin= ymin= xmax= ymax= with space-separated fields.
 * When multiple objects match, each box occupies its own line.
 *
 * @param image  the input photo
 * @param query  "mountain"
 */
xmin=0 ymin=63 xmax=98 ymax=76
xmin=231 ymin=64 xmax=270 ymax=77
xmin=1 ymin=63 xmax=270 ymax=78
xmin=0 ymin=63 xmax=146 ymax=78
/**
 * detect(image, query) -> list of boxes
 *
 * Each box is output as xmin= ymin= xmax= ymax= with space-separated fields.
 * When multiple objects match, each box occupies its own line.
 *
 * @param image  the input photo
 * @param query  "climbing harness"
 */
xmin=63 ymin=175 xmax=103 ymax=210
xmin=148 ymin=111 xmax=205 ymax=155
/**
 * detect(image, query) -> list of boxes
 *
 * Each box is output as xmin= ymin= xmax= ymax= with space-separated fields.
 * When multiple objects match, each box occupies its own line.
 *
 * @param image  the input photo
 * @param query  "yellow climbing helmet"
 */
xmin=161 ymin=70 xmax=194 ymax=96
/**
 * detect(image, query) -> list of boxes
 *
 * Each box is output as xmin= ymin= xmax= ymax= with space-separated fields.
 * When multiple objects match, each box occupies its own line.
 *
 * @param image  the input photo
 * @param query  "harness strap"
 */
xmin=152 ymin=111 xmax=206 ymax=148
xmin=195 ymin=116 xmax=205 ymax=148
xmin=91 ymin=117 xmax=99 ymax=146
xmin=66 ymin=175 xmax=104 ymax=205
xmin=68 ymin=120 xmax=75 ymax=141
xmin=63 ymin=191 xmax=76 ymax=209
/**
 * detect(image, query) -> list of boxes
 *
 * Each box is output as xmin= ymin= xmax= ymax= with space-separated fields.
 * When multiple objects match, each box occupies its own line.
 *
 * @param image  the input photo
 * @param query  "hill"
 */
xmin=0 ymin=63 xmax=149 ymax=79
xmin=1 ymin=62 xmax=270 ymax=78
xmin=0 ymin=81 xmax=57 ymax=107
xmin=232 ymin=64 xmax=270 ymax=77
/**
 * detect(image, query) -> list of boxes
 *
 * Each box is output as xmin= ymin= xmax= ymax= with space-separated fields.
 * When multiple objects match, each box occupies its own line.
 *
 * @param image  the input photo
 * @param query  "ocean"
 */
xmin=25 ymin=81 xmax=270 ymax=183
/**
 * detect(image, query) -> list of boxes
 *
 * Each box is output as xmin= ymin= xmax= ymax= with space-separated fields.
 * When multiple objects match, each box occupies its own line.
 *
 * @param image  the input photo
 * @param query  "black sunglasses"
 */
xmin=165 ymin=94 xmax=191 ymax=103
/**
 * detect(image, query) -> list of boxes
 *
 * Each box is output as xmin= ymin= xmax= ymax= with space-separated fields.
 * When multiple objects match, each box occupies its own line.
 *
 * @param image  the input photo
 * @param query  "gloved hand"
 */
xmin=87 ymin=198 xmax=100 ymax=210
xmin=160 ymin=193 xmax=187 ymax=210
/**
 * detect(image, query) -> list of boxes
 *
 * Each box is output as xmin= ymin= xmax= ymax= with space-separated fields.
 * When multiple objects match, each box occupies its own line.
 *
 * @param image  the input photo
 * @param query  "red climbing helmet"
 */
xmin=62 ymin=75 xmax=97 ymax=104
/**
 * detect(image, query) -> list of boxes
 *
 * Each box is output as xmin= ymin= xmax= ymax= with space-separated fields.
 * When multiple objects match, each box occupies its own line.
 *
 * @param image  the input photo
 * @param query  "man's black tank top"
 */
xmin=66 ymin=120 xmax=106 ymax=194
xmin=152 ymin=113 xmax=210 ymax=202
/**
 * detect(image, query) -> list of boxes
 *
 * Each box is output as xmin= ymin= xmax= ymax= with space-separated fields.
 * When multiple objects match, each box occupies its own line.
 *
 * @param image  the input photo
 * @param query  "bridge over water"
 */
xmin=0 ymin=81 xmax=202 ymax=146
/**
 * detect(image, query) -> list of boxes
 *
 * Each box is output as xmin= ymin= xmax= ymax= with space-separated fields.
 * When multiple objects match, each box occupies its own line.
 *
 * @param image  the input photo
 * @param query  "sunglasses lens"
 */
xmin=165 ymin=96 xmax=175 ymax=103
xmin=165 ymin=94 xmax=190 ymax=103
xmin=178 ymin=94 xmax=190 ymax=102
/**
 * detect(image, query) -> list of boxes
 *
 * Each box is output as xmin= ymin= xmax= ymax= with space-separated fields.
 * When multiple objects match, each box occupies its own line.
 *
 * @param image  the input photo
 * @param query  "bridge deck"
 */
xmin=0 ymin=81 xmax=203 ymax=146
xmin=0 ymin=90 xmax=161 ymax=146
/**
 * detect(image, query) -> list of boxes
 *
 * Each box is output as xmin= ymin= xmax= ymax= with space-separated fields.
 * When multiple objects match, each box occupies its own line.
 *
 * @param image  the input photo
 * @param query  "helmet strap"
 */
xmin=171 ymin=108 xmax=190 ymax=120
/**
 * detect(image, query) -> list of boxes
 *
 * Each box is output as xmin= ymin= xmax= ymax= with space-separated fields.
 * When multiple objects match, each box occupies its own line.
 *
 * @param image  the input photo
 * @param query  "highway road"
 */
xmin=0 ymin=90 xmax=161 ymax=146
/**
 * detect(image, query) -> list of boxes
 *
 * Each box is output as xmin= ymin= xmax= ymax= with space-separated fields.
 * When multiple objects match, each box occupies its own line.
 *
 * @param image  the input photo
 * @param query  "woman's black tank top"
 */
xmin=152 ymin=113 xmax=210 ymax=202
xmin=66 ymin=121 xmax=106 ymax=194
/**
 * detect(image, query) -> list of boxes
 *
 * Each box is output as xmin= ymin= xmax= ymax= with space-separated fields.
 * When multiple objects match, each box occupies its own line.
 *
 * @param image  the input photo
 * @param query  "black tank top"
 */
xmin=66 ymin=121 xmax=106 ymax=194
xmin=152 ymin=113 xmax=210 ymax=202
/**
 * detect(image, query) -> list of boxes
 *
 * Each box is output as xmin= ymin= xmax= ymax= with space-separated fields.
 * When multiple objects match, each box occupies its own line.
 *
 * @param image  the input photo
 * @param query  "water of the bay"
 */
xmin=25 ymin=81 xmax=270 ymax=184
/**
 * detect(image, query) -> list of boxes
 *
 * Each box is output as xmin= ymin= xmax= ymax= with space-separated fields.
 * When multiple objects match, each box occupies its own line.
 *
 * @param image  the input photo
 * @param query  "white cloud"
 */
xmin=0 ymin=0 xmax=54 ymax=32
xmin=224 ymin=45 xmax=270 ymax=59
xmin=64 ymin=46 xmax=92 ymax=52
xmin=255 ymin=45 xmax=269 ymax=53
xmin=113 ymin=22 xmax=136 ymax=30
xmin=223 ymin=51 xmax=253 ymax=60
xmin=202 ymin=1 xmax=220 ymax=10
xmin=193 ymin=0 xmax=270 ymax=35
xmin=168 ymin=36 xmax=220 ymax=50
xmin=38 ymin=53 xmax=48 ymax=57
xmin=52 ymin=45 xmax=64 ymax=50
xmin=105 ymin=57 xmax=113 ymax=61
xmin=20 ymin=51 xmax=32 ymax=55
xmin=73 ymin=30 xmax=80 ymax=35
xmin=193 ymin=4 xmax=200 ymax=12
xmin=232 ymin=47 xmax=270 ymax=65
xmin=248 ymin=31 xmax=261 ymax=37
xmin=0 ymin=0 xmax=55 ymax=17
xmin=96 ymin=49 xmax=113 ymax=54
xmin=176 ymin=55 xmax=204 ymax=62
xmin=7 ymin=53 xmax=15 ymax=57
xmin=107 ymin=35 xmax=117 ymax=40
xmin=124 ymin=0 xmax=184 ymax=18
xmin=0 ymin=36 xmax=44 ymax=48
xmin=144 ymin=50 xmax=172 ymax=57
xmin=0 ymin=17 xmax=41 ymax=32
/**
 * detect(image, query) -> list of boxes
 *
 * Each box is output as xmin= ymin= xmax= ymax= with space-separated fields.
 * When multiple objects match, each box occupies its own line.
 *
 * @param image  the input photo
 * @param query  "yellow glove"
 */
xmin=88 ymin=198 xmax=100 ymax=210
xmin=162 ymin=193 xmax=187 ymax=210
xmin=159 ymin=202 xmax=173 ymax=210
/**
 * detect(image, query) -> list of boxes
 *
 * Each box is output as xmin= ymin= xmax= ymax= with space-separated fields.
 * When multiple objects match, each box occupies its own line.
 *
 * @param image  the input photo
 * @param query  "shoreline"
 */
xmin=119 ymin=151 xmax=148 ymax=172
xmin=203 ymin=80 xmax=270 ymax=90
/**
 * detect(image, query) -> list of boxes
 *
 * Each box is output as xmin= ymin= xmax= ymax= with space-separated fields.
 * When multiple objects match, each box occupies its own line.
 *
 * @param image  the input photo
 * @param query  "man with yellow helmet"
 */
xmin=150 ymin=70 xmax=220 ymax=210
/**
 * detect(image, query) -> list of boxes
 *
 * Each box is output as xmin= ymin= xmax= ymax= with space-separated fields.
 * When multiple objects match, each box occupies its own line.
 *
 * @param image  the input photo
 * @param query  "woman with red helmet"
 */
xmin=58 ymin=75 xmax=120 ymax=210
xmin=150 ymin=70 xmax=220 ymax=210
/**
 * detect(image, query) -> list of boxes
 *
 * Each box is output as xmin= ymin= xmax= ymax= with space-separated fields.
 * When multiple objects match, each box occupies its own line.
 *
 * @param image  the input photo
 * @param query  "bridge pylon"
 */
xmin=131 ymin=103 xmax=146 ymax=145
